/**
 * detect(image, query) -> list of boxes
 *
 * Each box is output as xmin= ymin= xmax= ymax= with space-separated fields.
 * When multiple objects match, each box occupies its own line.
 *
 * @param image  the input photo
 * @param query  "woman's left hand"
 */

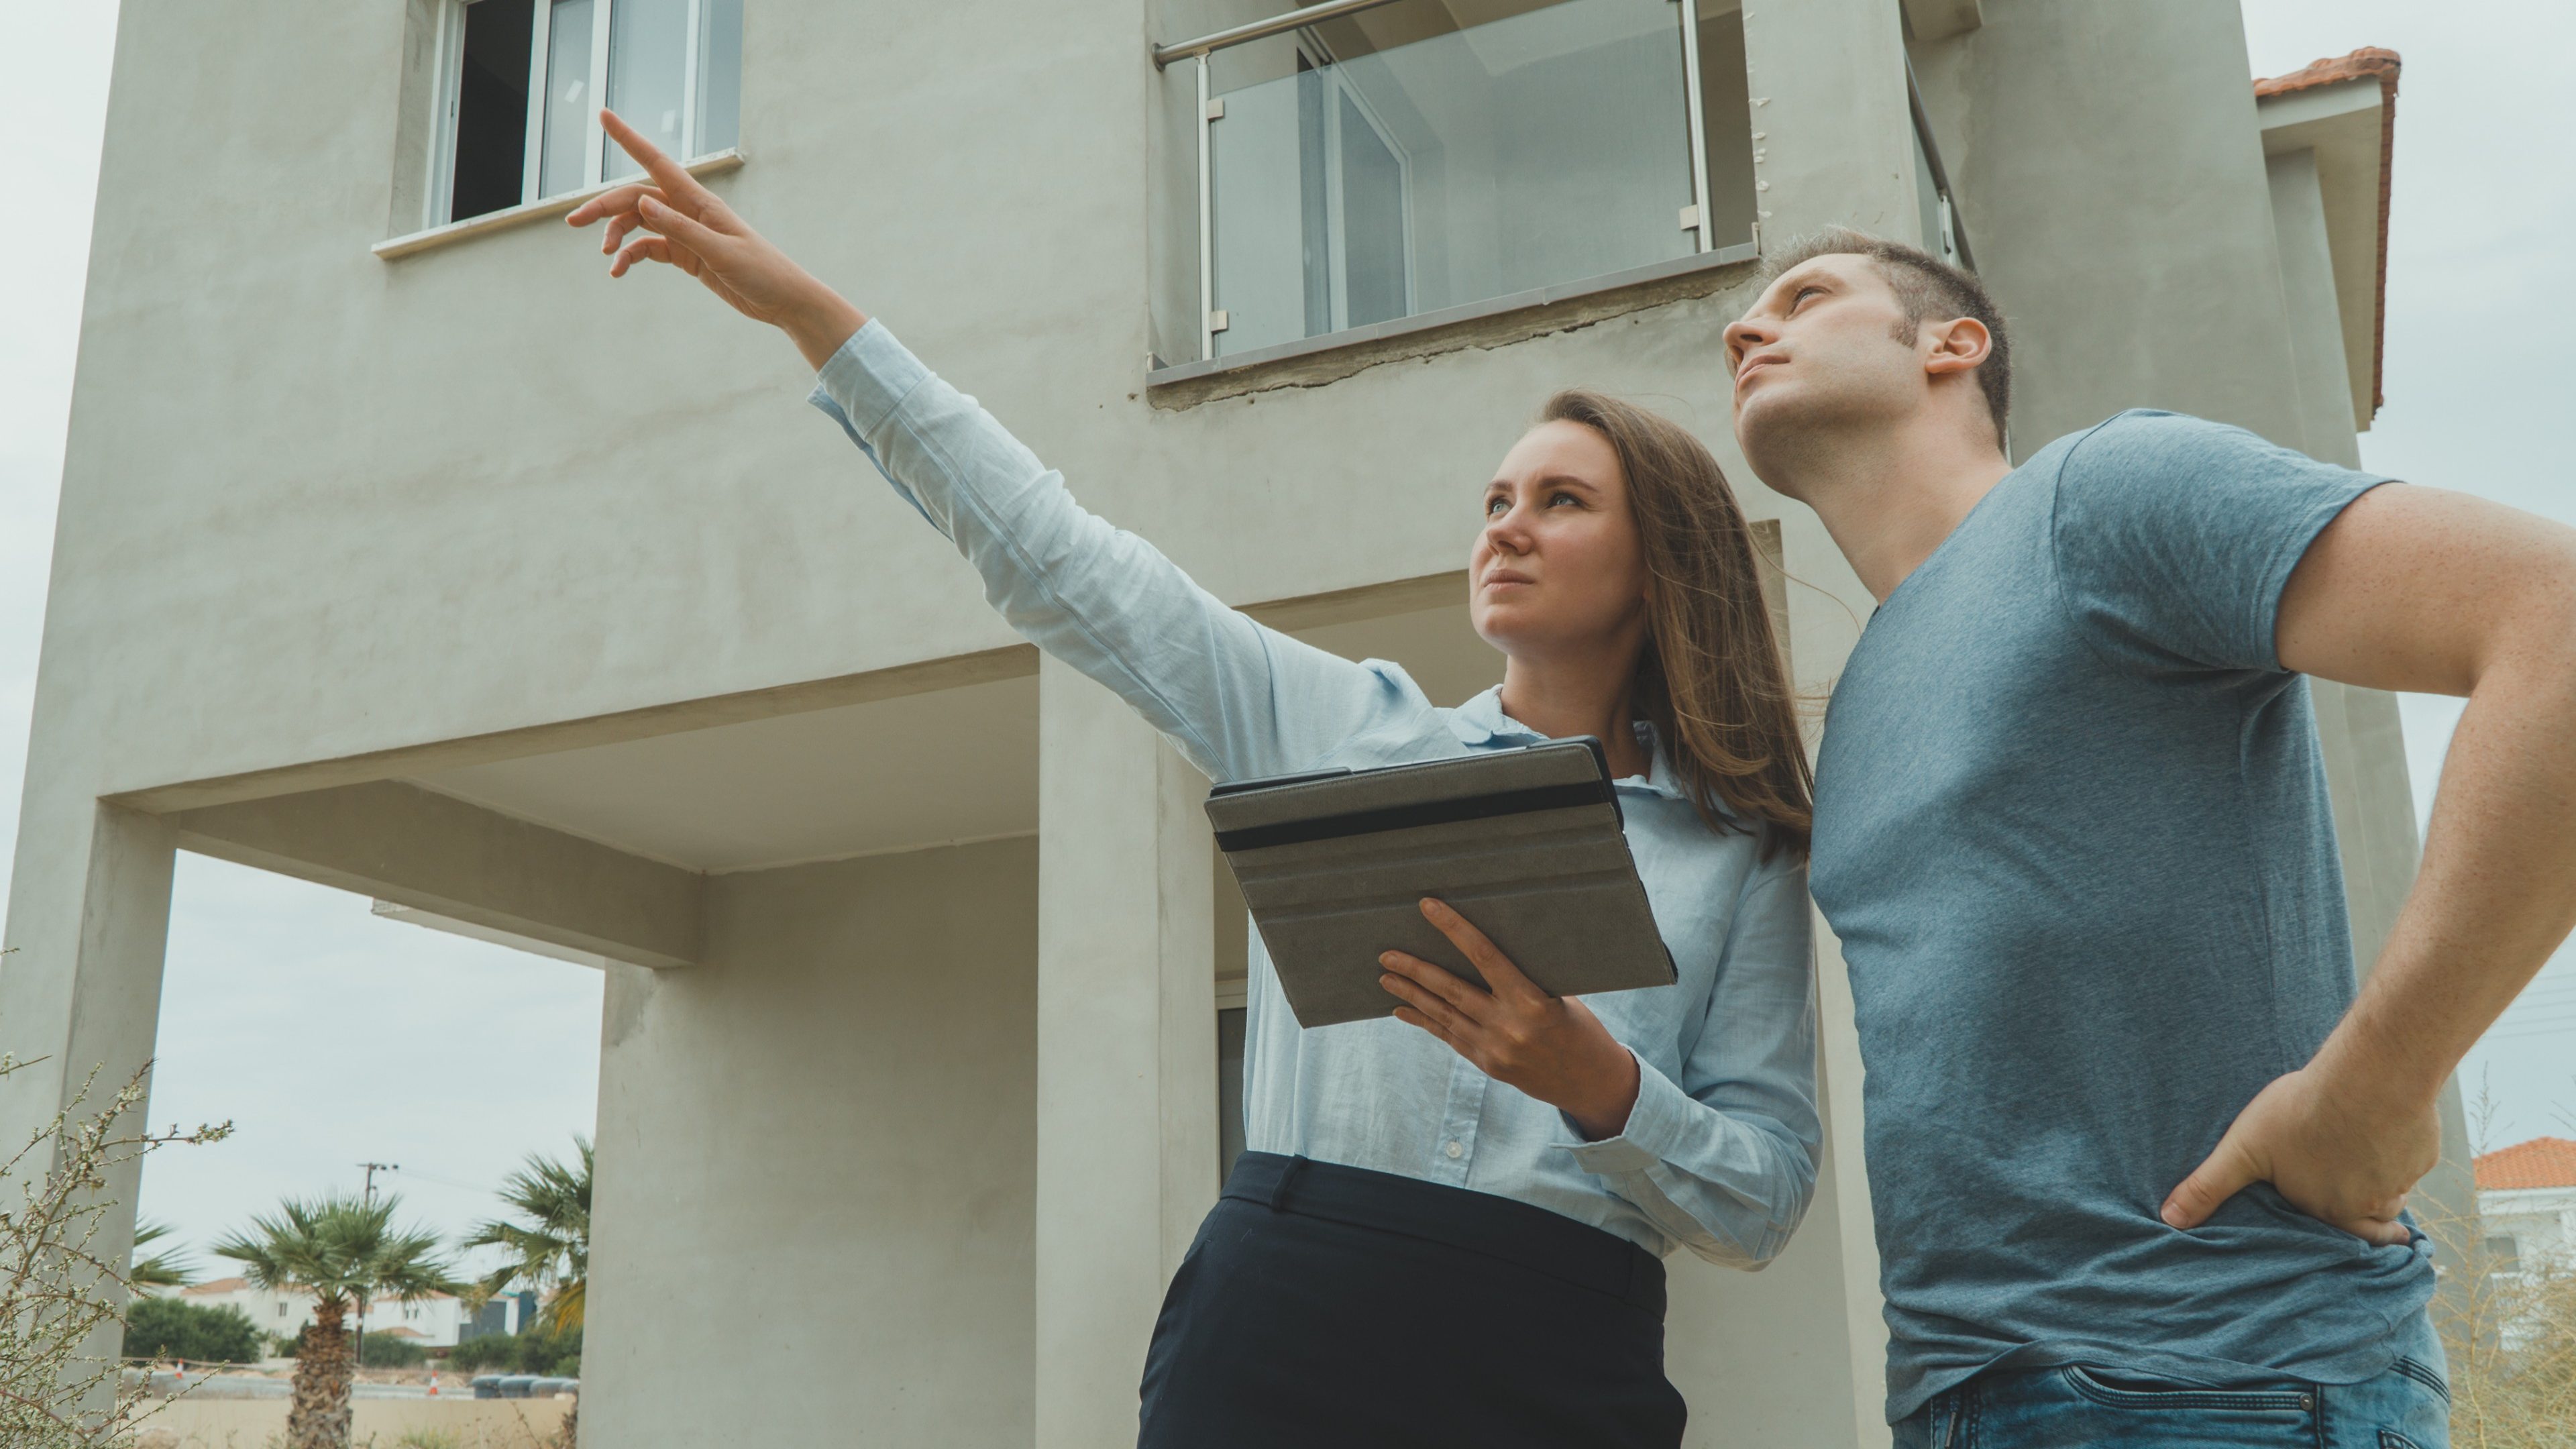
xmin=1380 ymin=898 xmax=1642 ymax=1140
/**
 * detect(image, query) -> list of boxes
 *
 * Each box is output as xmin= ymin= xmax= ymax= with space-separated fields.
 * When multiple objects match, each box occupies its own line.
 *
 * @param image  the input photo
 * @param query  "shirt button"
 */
xmin=1444 ymin=1140 xmax=1464 ymax=1159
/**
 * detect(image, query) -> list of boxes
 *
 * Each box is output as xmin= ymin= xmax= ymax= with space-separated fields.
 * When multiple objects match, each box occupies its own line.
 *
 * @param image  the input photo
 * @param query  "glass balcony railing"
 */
xmin=1169 ymin=0 xmax=1758 ymax=366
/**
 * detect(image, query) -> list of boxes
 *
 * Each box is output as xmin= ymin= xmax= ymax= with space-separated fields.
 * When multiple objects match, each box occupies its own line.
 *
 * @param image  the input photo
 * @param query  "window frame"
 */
xmin=1162 ymin=0 xmax=1754 ymax=380
xmin=1294 ymin=42 xmax=1418 ymax=335
xmin=423 ymin=0 xmax=721 ymax=234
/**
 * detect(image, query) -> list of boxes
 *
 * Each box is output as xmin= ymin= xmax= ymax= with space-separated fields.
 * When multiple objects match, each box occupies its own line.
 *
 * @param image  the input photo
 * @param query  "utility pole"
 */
xmin=354 ymin=1162 xmax=397 ymax=1372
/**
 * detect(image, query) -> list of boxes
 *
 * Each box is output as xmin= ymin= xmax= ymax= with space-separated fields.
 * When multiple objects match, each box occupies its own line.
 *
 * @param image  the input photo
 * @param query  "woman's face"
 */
xmin=1468 ymin=419 xmax=1652 ymax=661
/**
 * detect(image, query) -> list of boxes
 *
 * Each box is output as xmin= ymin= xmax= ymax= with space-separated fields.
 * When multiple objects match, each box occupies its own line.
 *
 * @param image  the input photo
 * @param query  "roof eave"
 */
xmin=2255 ymin=48 xmax=2401 ymax=427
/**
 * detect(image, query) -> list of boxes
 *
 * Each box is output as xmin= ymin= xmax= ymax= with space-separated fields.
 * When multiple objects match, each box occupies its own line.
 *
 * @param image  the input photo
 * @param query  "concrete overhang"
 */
xmin=2257 ymin=50 xmax=2400 ymax=431
xmin=136 ymin=572 xmax=1495 ymax=971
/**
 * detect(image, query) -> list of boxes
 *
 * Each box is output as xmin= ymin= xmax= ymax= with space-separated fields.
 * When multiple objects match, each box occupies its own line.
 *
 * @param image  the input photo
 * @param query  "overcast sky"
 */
xmin=2 ymin=2 xmax=2570 ymax=1277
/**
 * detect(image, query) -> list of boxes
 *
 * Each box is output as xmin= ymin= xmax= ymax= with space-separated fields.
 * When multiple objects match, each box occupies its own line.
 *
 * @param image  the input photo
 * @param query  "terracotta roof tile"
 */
xmin=180 ymin=1277 xmax=250 ymax=1295
xmin=2475 ymin=1136 xmax=2576 ymax=1191
xmin=2253 ymin=48 xmax=2401 ymax=419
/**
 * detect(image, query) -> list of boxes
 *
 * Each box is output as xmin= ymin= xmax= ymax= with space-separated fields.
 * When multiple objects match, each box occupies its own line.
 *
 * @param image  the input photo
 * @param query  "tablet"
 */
xmin=1204 ymin=737 xmax=1677 ymax=1028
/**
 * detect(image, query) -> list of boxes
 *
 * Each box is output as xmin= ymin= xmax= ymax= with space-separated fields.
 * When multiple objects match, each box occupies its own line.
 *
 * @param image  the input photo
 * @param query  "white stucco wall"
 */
xmin=584 ymin=836 xmax=1040 ymax=1447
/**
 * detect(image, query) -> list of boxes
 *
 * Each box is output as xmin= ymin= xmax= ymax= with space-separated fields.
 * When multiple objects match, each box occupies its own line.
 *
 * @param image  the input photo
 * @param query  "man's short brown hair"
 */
xmin=1764 ymin=228 xmax=2012 ymax=446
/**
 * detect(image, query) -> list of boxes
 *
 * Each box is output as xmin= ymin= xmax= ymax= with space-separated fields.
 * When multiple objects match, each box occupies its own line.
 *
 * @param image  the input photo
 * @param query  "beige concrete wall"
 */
xmin=1909 ymin=0 xmax=2309 ymax=458
xmin=582 ymin=837 xmax=1039 ymax=1449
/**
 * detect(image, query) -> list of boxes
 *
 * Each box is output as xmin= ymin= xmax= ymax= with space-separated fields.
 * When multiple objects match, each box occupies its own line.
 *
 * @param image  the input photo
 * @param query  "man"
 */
xmin=1723 ymin=229 xmax=2576 ymax=1448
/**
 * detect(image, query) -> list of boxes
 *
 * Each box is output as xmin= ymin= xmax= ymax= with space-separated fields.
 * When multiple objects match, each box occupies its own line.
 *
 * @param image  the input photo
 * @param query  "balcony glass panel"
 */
xmin=1208 ymin=0 xmax=1699 ymax=358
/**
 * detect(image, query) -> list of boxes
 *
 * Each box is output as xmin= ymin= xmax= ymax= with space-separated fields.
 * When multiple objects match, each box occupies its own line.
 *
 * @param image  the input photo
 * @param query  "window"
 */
xmin=1171 ymin=0 xmax=1760 ymax=364
xmin=429 ymin=0 xmax=742 ymax=227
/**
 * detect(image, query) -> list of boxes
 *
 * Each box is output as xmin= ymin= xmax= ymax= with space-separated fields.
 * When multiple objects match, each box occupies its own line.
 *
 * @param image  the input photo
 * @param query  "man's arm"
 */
xmin=2162 ymin=482 xmax=2576 ymax=1243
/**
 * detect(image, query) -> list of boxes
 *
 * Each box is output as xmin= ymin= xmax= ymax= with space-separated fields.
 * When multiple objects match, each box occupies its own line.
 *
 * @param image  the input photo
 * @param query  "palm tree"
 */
xmin=212 ymin=1193 xmax=457 ymax=1449
xmin=129 ymin=1218 xmax=192 ymax=1289
xmin=463 ymin=1136 xmax=590 ymax=1332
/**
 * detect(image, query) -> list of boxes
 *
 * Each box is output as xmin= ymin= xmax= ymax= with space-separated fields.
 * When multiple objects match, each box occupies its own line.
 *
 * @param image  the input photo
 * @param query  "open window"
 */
xmin=1169 ymin=0 xmax=1762 ymax=367
xmin=427 ymin=0 xmax=743 ymax=227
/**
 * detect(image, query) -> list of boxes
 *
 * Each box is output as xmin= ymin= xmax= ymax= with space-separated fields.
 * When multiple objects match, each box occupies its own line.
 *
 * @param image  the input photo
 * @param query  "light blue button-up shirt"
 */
xmin=810 ymin=321 xmax=1819 ymax=1266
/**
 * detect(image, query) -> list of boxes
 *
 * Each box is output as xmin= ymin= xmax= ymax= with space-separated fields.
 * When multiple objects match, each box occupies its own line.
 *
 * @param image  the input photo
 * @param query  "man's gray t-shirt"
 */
xmin=1809 ymin=411 xmax=2436 ymax=1422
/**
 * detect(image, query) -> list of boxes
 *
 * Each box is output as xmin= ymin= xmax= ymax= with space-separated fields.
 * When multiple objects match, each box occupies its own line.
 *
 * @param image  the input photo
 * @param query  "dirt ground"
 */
xmin=139 ymin=1395 xmax=571 ymax=1449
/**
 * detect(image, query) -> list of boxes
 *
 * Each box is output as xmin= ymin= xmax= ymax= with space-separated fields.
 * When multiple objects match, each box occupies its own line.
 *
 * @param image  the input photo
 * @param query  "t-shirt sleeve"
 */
xmin=2047 ymin=410 xmax=2392 ymax=673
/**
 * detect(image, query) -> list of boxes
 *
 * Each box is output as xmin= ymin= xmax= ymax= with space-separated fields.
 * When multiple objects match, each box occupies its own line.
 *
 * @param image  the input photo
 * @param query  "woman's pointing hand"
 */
xmin=568 ymin=108 xmax=867 ymax=370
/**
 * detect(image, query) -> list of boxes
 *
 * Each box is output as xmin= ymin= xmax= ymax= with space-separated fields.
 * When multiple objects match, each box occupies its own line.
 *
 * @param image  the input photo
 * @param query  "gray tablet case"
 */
xmin=1205 ymin=737 xmax=1676 ymax=1029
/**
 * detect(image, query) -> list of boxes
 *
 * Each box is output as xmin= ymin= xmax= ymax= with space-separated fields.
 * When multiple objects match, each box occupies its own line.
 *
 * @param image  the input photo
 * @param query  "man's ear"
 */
xmin=1922 ymin=317 xmax=1992 ymax=378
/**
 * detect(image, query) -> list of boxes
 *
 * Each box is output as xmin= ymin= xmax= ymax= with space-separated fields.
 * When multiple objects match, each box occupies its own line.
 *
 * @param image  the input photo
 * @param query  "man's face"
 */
xmin=1723 ymin=254 xmax=1923 ymax=493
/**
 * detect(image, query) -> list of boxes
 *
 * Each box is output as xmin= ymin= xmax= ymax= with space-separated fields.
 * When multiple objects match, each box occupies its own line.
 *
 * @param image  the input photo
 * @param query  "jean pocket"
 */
xmin=2061 ymin=1366 xmax=2316 ymax=1415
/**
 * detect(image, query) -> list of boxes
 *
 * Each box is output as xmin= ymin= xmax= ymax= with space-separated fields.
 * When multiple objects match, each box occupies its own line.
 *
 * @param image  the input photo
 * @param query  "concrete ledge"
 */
xmin=108 ymin=645 xmax=1038 ymax=815
xmin=374 ymin=149 xmax=748 ymax=262
xmin=1241 ymin=570 xmax=1466 ymax=633
xmin=1148 ymin=243 xmax=1762 ymax=409
xmin=172 ymin=780 xmax=704 ymax=969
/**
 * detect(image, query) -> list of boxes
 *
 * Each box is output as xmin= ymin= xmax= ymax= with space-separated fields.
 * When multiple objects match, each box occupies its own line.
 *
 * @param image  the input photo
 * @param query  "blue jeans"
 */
xmin=1894 ymin=1331 xmax=2451 ymax=1449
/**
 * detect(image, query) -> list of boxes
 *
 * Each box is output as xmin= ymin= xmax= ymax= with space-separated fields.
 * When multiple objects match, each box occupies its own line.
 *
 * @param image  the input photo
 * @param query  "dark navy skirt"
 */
xmin=1138 ymin=1152 xmax=1684 ymax=1448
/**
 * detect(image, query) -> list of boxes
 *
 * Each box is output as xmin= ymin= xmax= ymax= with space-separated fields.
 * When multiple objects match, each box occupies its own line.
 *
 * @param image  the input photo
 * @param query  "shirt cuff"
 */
xmin=1558 ymin=1053 xmax=1696 ymax=1177
xmin=804 ymin=317 xmax=929 ymax=437
xmin=802 ymin=318 xmax=942 ymax=531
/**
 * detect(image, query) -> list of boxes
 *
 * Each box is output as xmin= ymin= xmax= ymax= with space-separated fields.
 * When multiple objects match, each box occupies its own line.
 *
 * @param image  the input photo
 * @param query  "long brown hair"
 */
xmin=1539 ymin=389 xmax=1814 ymax=859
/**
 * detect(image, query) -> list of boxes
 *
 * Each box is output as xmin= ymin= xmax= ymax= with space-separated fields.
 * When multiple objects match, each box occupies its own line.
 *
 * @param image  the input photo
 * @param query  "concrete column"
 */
xmin=1776 ymin=504 xmax=1899 ymax=1449
xmin=0 ymin=788 xmax=179 ymax=1393
xmin=2265 ymin=148 xmax=2363 ymax=468
xmin=1033 ymin=655 xmax=1218 ymax=1446
xmin=1729 ymin=3 xmax=1921 ymax=1433
xmin=1741 ymin=0 xmax=1923 ymax=249
xmin=1 ymin=792 xmax=178 ymax=1163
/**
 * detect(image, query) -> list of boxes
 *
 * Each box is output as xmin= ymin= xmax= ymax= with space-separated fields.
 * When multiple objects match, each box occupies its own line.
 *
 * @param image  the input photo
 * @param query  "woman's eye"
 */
xmin=1548 ymin=492 xmax=1578 ymax=508
xmin=1485 ymin=496 xmax=1509 ymax=517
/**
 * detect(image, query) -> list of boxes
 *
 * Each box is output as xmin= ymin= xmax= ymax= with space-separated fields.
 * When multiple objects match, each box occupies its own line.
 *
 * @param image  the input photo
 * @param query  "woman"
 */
xmin=572 ymin=111 xmax=1820 ymax=1448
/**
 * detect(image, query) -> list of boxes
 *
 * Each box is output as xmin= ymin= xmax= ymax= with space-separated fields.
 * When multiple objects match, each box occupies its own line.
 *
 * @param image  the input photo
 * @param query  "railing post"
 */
xmin=1197 ymin=55 xmax=1216 ymax=362
xmin=1679 ymin=0 xmax=1713 ymax=253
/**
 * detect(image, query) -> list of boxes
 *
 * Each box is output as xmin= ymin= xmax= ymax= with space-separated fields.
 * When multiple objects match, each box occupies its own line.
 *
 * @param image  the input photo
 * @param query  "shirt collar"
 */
xmin=1447 ymin=688 xmax=1689 ymax=802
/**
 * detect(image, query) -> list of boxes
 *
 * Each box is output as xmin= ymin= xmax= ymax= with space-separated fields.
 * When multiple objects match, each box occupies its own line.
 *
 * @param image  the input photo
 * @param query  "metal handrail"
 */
xmin=1153 ymin=0 xmax=1417 ymax=68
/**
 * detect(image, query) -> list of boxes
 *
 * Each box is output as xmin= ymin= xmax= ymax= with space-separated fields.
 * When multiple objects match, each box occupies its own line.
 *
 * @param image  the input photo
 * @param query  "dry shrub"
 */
xmin=2428 ymin=1199 xmax=2576 ymax=1447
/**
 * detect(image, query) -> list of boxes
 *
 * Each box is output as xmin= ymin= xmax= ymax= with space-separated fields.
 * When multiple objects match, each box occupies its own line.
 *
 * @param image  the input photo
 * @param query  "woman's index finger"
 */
xmin=599 ymin=108 xmax=709 ymax=205
xmin=1419 ymin=899 xmax=1540 ymax=999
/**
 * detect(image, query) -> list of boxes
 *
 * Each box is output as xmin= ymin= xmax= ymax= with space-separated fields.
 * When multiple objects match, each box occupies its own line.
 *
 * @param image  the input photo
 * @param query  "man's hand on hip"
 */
xmin=2159 ymin=1062 xmax=2436 ymax=1247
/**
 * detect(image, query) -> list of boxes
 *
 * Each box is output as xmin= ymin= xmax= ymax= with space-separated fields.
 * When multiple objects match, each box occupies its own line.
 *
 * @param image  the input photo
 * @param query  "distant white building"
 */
xmin=2473 ymin=1136 xmax=2576 ymax=1351
xmin=158 ymin=1277 xmax=473 ymax=1349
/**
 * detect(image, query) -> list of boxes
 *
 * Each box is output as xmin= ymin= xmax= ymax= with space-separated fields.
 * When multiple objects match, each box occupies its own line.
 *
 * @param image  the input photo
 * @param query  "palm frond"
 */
xmin=128 ymin=1217 xmax=193 ymax=1288
xmin=211 ymin=1191 xmax=459 ymax=1304
xmin=466 ymin=1136 xmax=592 ymax=1330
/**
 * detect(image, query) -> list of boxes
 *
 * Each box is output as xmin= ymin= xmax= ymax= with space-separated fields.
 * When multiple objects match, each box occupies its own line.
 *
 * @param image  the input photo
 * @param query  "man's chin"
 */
xmin=1733 ymin=394 xmax=1826 ymax=491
